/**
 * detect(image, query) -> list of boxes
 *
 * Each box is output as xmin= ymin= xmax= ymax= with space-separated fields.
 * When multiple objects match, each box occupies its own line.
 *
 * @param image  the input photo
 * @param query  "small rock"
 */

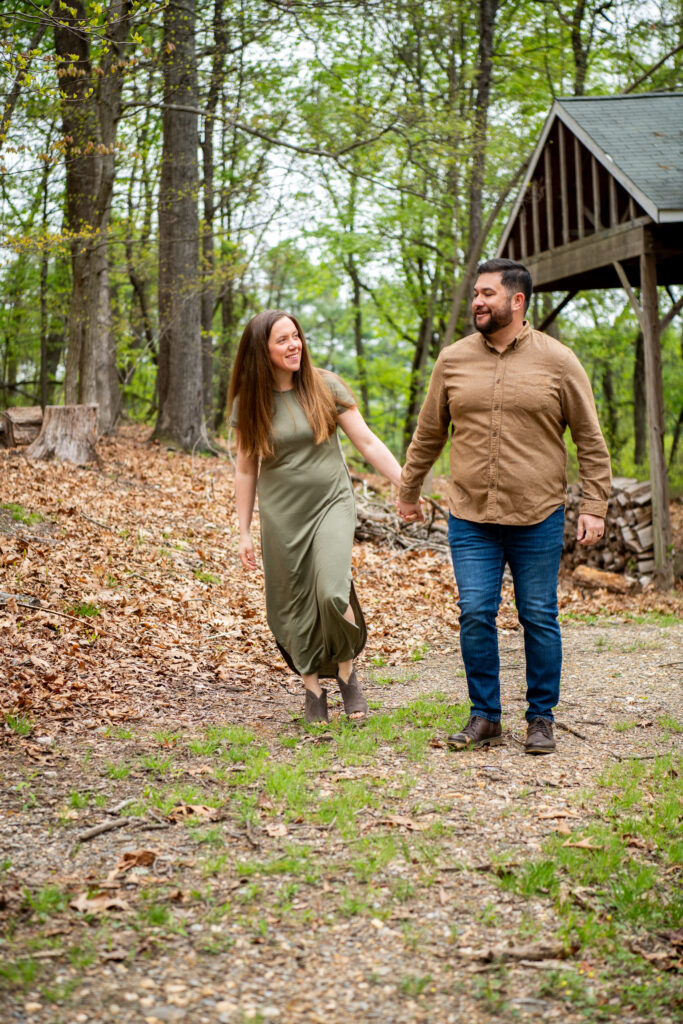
xmin=35 ymin=735 xmax=54 ymax=746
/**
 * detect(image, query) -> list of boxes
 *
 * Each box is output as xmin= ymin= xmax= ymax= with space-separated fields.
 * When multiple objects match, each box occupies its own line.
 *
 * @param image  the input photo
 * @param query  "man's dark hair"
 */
xmin=476 ymin=258 xmax=533 ymax=313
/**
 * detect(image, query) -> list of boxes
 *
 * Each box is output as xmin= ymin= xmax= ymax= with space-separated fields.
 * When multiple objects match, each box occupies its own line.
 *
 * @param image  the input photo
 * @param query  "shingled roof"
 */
xmin=496 ymin=91 xmax=683 ymax=291
xmin=555 ymin=93 xmax=683 ymax=222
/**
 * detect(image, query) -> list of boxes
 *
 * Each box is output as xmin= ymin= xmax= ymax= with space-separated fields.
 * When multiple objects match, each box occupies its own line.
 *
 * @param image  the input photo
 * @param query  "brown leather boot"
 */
xmin=304 ymin=688 xmax=328 ymax=724
xmin=447 ymin=715 xmax=502 ymax=750
xmin=525 ymin=717 xmax=556 ymax=754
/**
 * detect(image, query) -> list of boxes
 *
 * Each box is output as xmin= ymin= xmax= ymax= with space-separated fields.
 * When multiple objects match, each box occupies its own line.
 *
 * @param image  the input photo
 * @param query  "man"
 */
xmin=397 ymin=259 xmax=610 ymax=754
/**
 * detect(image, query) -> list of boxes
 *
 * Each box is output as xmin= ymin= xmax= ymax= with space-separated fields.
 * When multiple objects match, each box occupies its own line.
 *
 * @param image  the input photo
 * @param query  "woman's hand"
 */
xmin=238 ymin=533 xmax=257 ymax=570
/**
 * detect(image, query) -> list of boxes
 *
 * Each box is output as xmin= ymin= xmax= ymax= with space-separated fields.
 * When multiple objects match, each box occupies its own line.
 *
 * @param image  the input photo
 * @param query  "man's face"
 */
xmin=472 ymin=272 xmax=517 ymax=336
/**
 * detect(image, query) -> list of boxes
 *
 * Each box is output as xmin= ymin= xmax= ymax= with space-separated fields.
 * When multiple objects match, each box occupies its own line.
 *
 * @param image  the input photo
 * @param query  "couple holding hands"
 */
xmin=230 ymin=259 xmax=611 ymax=755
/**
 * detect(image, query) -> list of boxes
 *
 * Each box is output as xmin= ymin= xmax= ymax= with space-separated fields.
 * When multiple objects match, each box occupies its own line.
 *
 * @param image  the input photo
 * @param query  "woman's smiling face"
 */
xmin=267 ymin=316 xmax=302 ymax=383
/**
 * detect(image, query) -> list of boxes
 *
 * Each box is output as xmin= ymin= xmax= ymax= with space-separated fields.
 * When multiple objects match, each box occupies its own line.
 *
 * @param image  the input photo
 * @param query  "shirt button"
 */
xmin=493 ymin=431 xmax=497 ymax=436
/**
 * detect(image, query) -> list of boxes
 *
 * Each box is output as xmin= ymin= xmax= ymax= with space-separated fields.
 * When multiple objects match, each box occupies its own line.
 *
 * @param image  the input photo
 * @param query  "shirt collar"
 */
xmin=479 ymin=320 xmax=531 ymax=354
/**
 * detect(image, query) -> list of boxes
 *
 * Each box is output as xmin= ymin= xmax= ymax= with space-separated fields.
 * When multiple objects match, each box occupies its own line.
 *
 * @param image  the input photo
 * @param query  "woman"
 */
xmin=229 ymin=309 xmax=404 ymax=723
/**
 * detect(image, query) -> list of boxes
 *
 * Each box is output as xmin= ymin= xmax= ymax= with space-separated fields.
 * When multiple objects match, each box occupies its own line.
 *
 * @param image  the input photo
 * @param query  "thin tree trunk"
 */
xmin=633 ymin=329 xmax=647 ymax=465
xmin=54 ymin=0 xmax=129 ymax=431
xmin=154 ymin=0 xmax=208 ymax=451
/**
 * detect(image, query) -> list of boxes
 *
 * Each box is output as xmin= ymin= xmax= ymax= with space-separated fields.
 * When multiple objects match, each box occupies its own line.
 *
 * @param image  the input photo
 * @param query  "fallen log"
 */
xmin=572 ymin=565 xmax=635 ymax=593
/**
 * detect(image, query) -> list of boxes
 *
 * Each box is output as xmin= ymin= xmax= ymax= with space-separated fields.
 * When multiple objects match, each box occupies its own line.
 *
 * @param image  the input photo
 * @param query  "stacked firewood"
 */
xmin=563 ymin=476 xmax=654 ymax=586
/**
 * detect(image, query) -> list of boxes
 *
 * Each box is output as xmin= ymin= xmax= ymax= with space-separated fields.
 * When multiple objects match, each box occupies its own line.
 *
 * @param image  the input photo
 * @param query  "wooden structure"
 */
xmin=497 ymin=92 xmax=683 ymax=587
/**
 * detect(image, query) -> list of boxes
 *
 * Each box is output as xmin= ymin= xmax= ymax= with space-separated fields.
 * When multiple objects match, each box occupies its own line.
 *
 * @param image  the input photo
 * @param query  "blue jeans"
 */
xmin=448 ymin=508 xmax=565 ymax=723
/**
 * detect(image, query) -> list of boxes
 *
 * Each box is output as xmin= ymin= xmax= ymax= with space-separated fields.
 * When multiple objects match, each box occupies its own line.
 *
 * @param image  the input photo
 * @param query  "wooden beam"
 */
xmin=612 ymin=260 xmax=646 ymax=334
xmin=592 ymin=155 xmax=601 ymax=230
xmin=537 ymin=290 xmax=578 ymax=332
xmin=520 ymin=206 xmax=528 ymax=260
xmin=532 ymin=182 xmax=541 ymax=254
xmin=574 ymin=136 xmax=584 ymax=240
xmin=525 ymin=219 xmax=649 ymax=289
xmin=544 ymin=148 xmax=555 ymax=249
xmin=609 ymin=175 xmax=618 ymax=228
xmin=640 ymin=250 xmax=674 ymax=588
xmin=628 ymin=196 xmax=636 ymax=222
xmin=559 ymin=121 xmax=569 ymax=245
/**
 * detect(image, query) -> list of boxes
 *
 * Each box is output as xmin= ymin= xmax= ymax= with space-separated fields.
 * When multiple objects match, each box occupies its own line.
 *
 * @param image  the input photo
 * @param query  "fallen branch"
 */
xmin=456 ymin=941 xmax=578 ymax=963
xmin=555 ymin=721 xmax=589 ymax=741
xmin=76 ymin=817 xmax=134 ymax=843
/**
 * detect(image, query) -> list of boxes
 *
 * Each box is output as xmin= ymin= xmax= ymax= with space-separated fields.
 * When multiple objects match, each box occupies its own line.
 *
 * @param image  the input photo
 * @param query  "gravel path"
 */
xmin=1 ymin=618 xmax=681 ymax=1024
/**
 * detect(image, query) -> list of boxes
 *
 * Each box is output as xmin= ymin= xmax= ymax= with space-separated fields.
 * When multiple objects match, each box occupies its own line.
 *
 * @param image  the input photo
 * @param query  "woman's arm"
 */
xmin=234 ymin=431 xmax=259 ymax=570
xmin=336 ymin=407 xmax=403 ymax=487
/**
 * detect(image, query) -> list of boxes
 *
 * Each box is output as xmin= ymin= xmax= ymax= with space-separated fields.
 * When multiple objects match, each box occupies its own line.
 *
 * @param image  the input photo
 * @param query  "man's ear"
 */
xmin=511 ymin=291 xmax=526 ymax=311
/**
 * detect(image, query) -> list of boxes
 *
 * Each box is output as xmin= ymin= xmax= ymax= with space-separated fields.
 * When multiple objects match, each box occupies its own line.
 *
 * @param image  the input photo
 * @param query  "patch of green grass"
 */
xmin=370 ymin=654 xmax=386 ymax=667
xmin=500 ymin=752 xmax=683 ymax=985
xmin=194 ymin=569 xmax=221 ymax=585
xmin=659 ymin=714 xmax=682 ymax=733
xmin=66 ymin=602 xmax=100 ymax=618
xmin=23 ymin=885 xmax=68 ymax=920
xmin=42 ymin=978 xmax=79 ymax=1003
xmin=104 ymin=760 xmax=131 ymax=780
xmin=103 ymin=725 xmax=134 ymax=740
xmin=3 ymin=713 xmax=33 ymax=736
xmin=0 ymin=502 xmax=43 ymax=525
xmin=614 ymin=720 xmax=637 ymax=732
xmin=140 ymin=753 xmax=175 ymax=778
xmin=0 ymin=958 xmax=41 ymax=990
xmin=349 ymin=836 xmax=398 ymax=882
xmin=400 ymin=974 xmax=433 ymax=997
xmin=410 ymin=642 xmax=429 ymax=662
xmin=68 ymin=790 xmax=90 ymax=809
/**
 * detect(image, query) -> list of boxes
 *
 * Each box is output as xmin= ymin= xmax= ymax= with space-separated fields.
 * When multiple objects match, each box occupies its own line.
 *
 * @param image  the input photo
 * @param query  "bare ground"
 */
xmin=1 ymin=618 xmax=681 ymax=1024
xmin=0 ymin=429 xmax=681 ymax=1023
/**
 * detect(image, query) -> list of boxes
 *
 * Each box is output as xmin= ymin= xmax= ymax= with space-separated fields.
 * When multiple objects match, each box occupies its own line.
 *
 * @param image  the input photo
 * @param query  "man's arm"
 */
xmin=397 ymin=352 xmax=451 ymax=522
xmin=561 ymin=352 xmax=611 ymax=540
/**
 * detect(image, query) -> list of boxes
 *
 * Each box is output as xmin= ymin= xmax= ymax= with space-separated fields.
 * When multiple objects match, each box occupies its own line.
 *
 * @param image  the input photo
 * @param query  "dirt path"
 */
xmin=2 ymin=618 xmax=681 ymax=1024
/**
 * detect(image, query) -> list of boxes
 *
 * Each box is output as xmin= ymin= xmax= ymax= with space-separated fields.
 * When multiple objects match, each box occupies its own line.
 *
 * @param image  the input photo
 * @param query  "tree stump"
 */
xmin=26 ymin=405 xmax=99 ymax=465
xmin=2 ymin=406 xmax=43 ymax=447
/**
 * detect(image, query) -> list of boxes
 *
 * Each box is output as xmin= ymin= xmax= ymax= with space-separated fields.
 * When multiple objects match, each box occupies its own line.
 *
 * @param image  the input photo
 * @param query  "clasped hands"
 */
xmin=396 ymin=495 xmax=426 ymax=524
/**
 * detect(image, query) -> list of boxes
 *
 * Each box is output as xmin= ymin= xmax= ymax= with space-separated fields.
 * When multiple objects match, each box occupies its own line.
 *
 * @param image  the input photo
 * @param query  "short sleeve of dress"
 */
xmin=228 ymin=395 xmax=239 ymax=429
xmin=322 ymin=372 xmax=356 ymax=416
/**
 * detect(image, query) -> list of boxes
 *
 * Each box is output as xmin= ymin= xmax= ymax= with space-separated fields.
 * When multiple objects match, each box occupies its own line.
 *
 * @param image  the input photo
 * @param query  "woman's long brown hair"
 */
xmin=228 ymin=310 xmax=352 ymax=459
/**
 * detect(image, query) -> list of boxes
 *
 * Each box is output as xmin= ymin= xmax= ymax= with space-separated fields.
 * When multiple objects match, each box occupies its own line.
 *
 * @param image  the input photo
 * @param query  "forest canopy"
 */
xmin=1 ymin=0 xmax=682 ymax=481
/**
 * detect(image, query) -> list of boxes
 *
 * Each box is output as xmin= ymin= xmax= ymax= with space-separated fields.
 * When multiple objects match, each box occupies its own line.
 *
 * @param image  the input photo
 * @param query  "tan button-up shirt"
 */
xmin=399 ymin=322 xmax=611 ymax=525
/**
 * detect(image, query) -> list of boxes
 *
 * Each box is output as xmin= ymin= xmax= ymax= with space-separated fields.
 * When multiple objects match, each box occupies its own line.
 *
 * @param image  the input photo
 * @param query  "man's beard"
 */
xmin=476 ymin=301 xmax=513 ymax=337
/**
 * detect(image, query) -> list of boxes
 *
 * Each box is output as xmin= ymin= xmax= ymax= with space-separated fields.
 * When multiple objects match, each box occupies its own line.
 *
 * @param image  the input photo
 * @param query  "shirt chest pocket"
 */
xmin=507 ymin=373 xmax=555 ymax=413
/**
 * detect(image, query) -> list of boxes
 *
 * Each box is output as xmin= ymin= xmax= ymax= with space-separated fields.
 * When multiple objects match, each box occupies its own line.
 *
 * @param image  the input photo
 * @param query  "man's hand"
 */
xmin=396 ymin=496 xmax=426 ymax=523
xmin=577 ymin=513 xmax=605 ymax=546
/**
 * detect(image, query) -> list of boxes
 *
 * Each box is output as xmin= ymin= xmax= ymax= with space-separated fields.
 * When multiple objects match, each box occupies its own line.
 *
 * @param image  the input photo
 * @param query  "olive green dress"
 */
xmin=233 ymin=373 xmax=367 ymax=678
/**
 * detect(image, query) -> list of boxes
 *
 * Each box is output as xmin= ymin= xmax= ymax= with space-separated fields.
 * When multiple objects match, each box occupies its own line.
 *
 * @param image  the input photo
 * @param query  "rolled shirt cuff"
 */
xmin=579 ymin=499 xmax=608 ymax=519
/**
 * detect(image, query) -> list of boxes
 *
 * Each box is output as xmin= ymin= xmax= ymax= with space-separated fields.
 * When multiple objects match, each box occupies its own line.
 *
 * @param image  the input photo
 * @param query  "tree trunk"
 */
xmin=200 ymin=0 xmax=229 ymax=429
xmin=154 ymin=0 xmax=208 ymax=451
xmin=26 ymin=405 xmax=98 ymax=465
xmin=633 ymin=329 xmax=647 ymax=465
xmin=349 ymin=261 xmax=369 ymax=418
xmin=402 ymin=313 xmax=434 ymax=454
xmin=54 ymin=0 xmax=130 ymax=433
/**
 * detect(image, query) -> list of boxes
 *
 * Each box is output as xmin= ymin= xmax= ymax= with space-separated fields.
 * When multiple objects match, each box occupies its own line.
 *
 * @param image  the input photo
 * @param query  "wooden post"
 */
xmin=574 ymin=137 xmax=584 ymax=239
xmin=592 ymin=155 xmax=601 ymax=230
xmin=520 ymin=207 xmax=528 ymax=260
xmin=558 ymin=121 xmax=569 ymax=245
xmin=544 ymin=148 xmax=555 ymax=249
xmin=640 ymin=251 xmax=674 ymax=588
xmin=532 ymin=182 xmax=541 ymax=253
